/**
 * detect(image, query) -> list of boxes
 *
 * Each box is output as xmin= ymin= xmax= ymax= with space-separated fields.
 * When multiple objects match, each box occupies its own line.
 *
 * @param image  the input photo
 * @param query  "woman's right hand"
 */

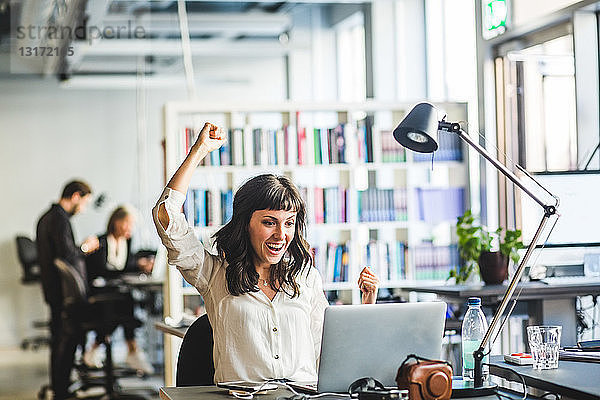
xmin=193 ymin=122 xmax=226 ymax=154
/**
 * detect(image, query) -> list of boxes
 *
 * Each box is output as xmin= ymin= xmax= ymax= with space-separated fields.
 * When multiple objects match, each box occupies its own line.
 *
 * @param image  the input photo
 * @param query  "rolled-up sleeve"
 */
xmin=152 ymin=187 xmax=217 ymax=295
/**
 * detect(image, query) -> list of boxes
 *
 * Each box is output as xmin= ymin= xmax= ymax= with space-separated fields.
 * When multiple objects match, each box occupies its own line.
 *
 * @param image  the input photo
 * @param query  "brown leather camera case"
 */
xmin=396 ymin=359 xmax=452 ymax=400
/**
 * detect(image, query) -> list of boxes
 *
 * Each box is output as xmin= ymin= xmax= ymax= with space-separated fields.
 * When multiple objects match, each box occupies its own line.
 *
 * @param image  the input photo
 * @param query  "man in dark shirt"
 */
xmin=36 ymin=180 xmax=99 ymax=400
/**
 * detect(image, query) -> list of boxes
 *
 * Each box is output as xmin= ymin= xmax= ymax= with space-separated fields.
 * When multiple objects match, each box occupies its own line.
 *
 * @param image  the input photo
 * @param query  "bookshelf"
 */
xmin=159 ymin=100 xmax=469 ymax=383
xmin=163 ymin=99 xmax=468 ymax=307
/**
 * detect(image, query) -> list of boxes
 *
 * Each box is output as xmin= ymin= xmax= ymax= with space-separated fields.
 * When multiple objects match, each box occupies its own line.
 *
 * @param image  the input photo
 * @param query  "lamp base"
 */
xmin=451 ymin=377 xmax=498 ymax=398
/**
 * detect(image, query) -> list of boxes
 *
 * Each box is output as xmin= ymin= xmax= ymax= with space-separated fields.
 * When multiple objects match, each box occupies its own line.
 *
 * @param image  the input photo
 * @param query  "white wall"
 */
xmin=0 ymin=54 xmax=287 ymax=347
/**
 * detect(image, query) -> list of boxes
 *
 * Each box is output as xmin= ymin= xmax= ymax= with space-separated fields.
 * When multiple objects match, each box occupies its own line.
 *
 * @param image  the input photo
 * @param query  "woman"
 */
xmin=153 ymin=122 xmax=379 ymax=383
xmin=84 ymin=206 xmax=155 ymax=375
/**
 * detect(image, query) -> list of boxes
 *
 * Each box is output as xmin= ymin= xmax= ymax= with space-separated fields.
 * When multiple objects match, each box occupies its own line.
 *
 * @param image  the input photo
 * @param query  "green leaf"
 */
xmin=455 ymin=210 xmax=526 ymax=285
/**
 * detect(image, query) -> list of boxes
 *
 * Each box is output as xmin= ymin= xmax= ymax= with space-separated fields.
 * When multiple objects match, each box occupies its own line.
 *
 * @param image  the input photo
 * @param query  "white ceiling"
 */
xmin=3 ymin=0 xmax=366 ymax=80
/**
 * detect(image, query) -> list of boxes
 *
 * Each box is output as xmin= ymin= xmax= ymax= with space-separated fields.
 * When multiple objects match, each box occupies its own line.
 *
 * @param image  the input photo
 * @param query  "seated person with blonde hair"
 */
xmin=84 ymin=205 xmax=155 ymax=375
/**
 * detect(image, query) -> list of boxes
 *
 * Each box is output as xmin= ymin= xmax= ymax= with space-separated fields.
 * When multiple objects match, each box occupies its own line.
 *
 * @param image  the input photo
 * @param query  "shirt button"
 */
xmin=272 ymin=327 xmax=278 ymax=332
xmin=274 ymin=355 xmax=279 ymax=359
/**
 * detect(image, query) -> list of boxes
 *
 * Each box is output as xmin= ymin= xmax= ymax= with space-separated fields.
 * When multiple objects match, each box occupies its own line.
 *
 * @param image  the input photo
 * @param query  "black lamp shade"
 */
xmin=393 ymin=102 xmax=439 ymax=153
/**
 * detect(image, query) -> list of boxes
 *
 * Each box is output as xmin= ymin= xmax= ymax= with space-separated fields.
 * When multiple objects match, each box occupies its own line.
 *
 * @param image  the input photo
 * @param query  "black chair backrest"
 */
xmin=54 ymin=258 xmax=88 ymax=308
xmin=176 ymin=313 xmax=215 ymax=386
xmin=15 ymin=236 xmax=40 ymax=283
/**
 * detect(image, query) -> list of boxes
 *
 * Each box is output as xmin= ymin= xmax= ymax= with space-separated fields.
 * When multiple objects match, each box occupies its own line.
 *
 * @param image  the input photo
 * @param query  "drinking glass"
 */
xmin=527 ymin=325 xmax=562 ymax=370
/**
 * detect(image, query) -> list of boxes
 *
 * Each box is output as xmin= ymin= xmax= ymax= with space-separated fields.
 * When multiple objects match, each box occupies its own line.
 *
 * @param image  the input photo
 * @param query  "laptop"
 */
xmin=291 ymin=301 xmax=447 ymax=394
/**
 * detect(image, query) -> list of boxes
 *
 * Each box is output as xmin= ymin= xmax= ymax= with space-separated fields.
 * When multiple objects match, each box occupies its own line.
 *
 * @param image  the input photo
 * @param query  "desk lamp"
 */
xmin=393 ymin=102 xmax=559 ymax=397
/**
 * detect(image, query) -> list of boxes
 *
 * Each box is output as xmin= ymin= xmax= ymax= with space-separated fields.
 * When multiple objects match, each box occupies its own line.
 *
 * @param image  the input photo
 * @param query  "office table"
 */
xmin=119 ymin=273 xmax=164 ymax=289
xmin=154 ymin=321 xmax=188 ymax=339
xmin=397 ymin=281 xmax=600 ymax=345
xmin=158 ymin=385 xmax=531 ymax=400
xmin=159 ymin=358 xmax=600 ymax=400
xmin=489 ymin=356 xmax=600 ymax=400
xmin=158 ymin=358 xmax=600 ymax=400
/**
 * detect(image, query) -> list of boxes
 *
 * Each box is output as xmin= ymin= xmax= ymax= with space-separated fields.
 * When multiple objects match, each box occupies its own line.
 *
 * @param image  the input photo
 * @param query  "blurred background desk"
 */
xmin=102 ymin=273 xmax=165 ymax=373
xmin=154 ymin=322 xmax=187 ymax=339
xmin=398 ymin=281 xmax=600 ymax=346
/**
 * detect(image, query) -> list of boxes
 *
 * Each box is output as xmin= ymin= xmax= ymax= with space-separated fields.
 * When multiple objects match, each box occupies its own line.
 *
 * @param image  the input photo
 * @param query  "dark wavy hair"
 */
xmin=214 ymin=174 xmax=312 ymax=298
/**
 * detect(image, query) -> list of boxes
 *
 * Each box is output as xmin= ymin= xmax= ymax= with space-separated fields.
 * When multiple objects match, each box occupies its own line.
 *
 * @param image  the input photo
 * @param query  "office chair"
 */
xmin=15 ymin=235 xmax=51 ymax=351
xmin=54 ymin=258 xmax=149 ymax=399
xmin=176 ymin=314 xmax=215 ymax=386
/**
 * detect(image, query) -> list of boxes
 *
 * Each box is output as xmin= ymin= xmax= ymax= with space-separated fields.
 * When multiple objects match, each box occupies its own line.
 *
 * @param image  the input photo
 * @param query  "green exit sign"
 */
xmin=483 ymin=0 xmax=507 ymax=39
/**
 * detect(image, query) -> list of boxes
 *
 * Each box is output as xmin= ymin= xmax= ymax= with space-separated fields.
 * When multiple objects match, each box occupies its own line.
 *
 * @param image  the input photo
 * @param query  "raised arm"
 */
xmin=157 ymin=122 xmax=226 ymax=229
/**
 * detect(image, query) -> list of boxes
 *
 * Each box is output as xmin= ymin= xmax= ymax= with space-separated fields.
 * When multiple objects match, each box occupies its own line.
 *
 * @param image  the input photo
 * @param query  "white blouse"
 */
xmin=152 ymin=187 xmax=329 ymax=384
xmin=106 ymin=234 xmax=128 ymax=271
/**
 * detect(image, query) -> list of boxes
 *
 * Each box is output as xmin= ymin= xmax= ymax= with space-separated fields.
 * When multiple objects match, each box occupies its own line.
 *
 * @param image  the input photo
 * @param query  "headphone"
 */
xmin=348 ymin=377 xmax=386 ymax=396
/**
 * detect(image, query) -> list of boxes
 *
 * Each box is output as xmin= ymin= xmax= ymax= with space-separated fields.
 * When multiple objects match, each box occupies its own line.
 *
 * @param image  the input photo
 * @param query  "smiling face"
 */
xmin=248 ymin=209 xmax=297 ymax=270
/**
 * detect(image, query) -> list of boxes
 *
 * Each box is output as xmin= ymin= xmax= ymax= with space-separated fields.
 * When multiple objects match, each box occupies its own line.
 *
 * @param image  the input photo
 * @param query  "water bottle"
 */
xmin=462 ymin=297 xmax=489 ymax=381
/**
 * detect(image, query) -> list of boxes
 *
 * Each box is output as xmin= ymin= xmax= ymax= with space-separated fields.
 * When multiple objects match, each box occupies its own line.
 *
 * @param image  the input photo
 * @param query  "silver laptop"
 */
xmin=293 ymin=301 xmax=447 ymax=393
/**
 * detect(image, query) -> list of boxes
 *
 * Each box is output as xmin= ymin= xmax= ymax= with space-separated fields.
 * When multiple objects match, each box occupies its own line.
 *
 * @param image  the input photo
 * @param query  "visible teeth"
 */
xmin=267 ymin=243 xmax=284 ymax=251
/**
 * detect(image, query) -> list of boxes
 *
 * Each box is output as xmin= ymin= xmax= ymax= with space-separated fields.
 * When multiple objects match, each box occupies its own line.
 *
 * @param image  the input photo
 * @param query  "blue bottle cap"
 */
xmin=467 ymin=297 xmax=481 ymax=306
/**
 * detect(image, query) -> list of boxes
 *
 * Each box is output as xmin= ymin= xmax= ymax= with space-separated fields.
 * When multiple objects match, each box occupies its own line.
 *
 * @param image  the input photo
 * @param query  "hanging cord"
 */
xmin=135 ymin=53 xmax=153 ymax=248
xmin=177 ymin=0 xmax=210 ymax=144
xmin=177 ymin=0 xmax=197 ymax=100
xmin=458 ymin=120 xmax=559 ymax=207
xmin=483 ymin=363 xmax=527 ymax=400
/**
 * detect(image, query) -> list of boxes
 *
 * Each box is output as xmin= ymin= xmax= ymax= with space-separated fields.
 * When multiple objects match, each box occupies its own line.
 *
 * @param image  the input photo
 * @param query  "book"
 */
xmin=193 ymin=189 xmax=206 ymax=227
xmin=221 ymin=190 xmax=233 ymax=224
xmin=219 ymin=129 xmax=232 ymax=166
xmin=413 ymin=243 xmax=459 ymax=280
xmin=276 ymin=128 xmax=285 ymax=166
xmin=314 ymin=188 xmax=325 ymax=224
xmin=297 ymin=126 xmax=307 ymax=165
xmin=320 ymin=127 xmax=330 ymax=165
xmin=313 ymin=128 xmax=322 ymax=164
xmin=232 ymin=128 xmax=244 ymax=166
xmin=365 ymin=115 xmax=374 ymax=163
xmin=416 ymin=187 xmax=465 ymax=224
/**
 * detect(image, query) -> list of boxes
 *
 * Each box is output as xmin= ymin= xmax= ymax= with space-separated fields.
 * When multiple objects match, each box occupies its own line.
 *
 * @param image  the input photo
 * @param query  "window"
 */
xmin=335 ymin=12 xmax=366 ymax=102
xmin=506 ymin=35 xmax=577 ymax=172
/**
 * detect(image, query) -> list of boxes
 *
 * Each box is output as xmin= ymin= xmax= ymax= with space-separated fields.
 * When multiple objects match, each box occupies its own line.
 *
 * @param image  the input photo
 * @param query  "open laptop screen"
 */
xmin=316 ymin=302 xmax=447 ymax=393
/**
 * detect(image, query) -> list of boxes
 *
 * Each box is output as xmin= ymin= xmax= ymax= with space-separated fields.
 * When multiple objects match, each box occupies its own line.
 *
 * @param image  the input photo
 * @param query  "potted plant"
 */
xmin=450 ymin=210 xmax=525 ymax=285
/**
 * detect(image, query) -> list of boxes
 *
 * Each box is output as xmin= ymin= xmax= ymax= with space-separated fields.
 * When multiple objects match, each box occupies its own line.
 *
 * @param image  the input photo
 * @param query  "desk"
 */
xmin=154 ymin=321 xmax=188 ymax=339
xmin=159 ymin=386 xmax=530 ymax=400
xmin=102 ymin=273 xmax=165 ymax=371
xmin=398 ymin=281 xmax=600 ymax=345
xmin=489 ymin=356 xmax=600 ymax=400
xmin=119 ymin=273 xmax=164 ymax=290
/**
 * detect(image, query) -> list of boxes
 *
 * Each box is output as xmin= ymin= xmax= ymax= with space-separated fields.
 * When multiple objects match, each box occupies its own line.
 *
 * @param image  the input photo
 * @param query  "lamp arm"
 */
xmin=439 ymin=121 xmax=558 ymax=214
xmin=438 ymin=122 xmax=560 ymax=387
